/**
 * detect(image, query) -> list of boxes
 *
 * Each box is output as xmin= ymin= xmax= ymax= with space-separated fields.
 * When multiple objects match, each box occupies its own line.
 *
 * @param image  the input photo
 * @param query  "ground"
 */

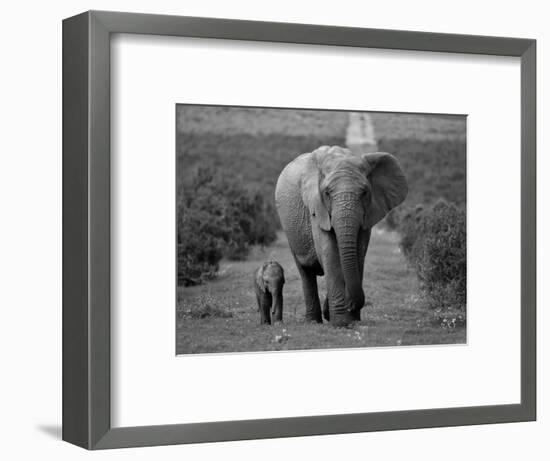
xmin=176 ymin=229 xmax=466 ymax=354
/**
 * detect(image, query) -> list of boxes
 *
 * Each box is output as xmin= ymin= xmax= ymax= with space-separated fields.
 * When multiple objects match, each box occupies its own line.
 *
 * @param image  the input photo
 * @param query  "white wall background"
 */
xmin=0 ymin=0 xmax=545 ymax=459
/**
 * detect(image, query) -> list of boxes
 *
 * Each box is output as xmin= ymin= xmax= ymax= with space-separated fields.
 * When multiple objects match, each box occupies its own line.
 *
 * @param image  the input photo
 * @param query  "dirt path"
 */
xmin=346 ymin=112 xmax=378 ymax=154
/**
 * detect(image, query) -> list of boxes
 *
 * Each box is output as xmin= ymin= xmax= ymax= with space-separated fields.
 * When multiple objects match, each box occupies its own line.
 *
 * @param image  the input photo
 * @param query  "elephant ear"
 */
xmin=362 ymin=152 xmax=408 ymax=228
xmin=256 ymin=267 xmax=267 ymax=292
xmin=301 ymin=158 xmax=331 ymax=231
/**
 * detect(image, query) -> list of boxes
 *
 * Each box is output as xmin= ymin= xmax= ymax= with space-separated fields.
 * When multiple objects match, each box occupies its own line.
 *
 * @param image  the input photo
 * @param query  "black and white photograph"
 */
xmin=1 ymin=0 xmax=541 ymax=456
xmin=176 ymin=105 xmax=466 ymax=354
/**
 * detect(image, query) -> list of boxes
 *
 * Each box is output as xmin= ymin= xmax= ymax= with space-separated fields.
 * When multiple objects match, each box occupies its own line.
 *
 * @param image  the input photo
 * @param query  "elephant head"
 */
xmin=301 ymin=146 xmax=408 ymax=318
xmin=255 ymin=261 xmax=285 ymax=324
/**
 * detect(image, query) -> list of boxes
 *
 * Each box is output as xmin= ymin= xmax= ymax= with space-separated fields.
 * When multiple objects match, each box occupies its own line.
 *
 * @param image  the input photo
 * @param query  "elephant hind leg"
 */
xmin=296 ymin=262 xmax=322 ymax=323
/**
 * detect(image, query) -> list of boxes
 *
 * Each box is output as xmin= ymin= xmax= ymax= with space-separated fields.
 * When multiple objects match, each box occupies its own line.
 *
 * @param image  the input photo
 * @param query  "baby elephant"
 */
xmin=254 ymin=261 xmax=285 ymax=324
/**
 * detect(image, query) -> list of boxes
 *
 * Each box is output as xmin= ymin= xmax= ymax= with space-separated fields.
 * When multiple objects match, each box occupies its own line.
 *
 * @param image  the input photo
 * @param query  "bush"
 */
xmin=177 ymin=208 xmax=223 ymax=286
xmin=177 ymin=294 xmax=233 ymax=319
xmin=398 ymin=200 xmax=466 ymax=310
xmin=177 ymin=166 xmax=277 ymax=286
xmin=392 ymin=205 xmax=427 ymax=255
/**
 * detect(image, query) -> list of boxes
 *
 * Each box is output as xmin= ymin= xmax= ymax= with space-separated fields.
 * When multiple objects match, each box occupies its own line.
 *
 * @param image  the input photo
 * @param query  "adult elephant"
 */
xmin=275 ymin=145 xmax=407 ymax=327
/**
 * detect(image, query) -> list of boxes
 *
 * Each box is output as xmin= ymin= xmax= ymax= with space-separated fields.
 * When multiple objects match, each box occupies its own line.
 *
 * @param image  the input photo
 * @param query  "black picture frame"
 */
xmin=62 ymin=10 xmax=536 ymax=450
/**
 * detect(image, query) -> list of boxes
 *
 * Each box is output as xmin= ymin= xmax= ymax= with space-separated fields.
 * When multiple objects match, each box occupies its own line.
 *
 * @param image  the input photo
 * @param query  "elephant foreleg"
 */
xmin=296 ymin=262 xmax=322 ymax=323
xmin=258 ymin=292 xmax=272 ymax=325
xmin=325 ymin=267 xmax=353 ymax=326
xmin=349 ymin=250 xmax=363 ymax=322
xmin=322 ymin=237 xmax=354 ymax=326
xmin=322 ymin=297 xmax=330 ymax=322
xmin=350 ymin=304 xmax=361 ymax=321
xmin=352 ymin=229 xmax=371 ymax=321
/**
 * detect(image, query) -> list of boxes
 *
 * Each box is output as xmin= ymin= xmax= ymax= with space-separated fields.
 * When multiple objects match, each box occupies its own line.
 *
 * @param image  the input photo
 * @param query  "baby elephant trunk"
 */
xmin=272 ymin=289 xmax=283 ymax=322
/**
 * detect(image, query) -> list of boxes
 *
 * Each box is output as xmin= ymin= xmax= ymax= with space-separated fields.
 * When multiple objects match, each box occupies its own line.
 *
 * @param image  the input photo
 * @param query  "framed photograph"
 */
xmin=63 ymin=10 xmax=536 ymax=449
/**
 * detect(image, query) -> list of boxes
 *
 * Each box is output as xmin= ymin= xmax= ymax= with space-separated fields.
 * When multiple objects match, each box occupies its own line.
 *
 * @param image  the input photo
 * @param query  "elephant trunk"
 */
xmin=332 ymin=193 xmax=365 ymax=322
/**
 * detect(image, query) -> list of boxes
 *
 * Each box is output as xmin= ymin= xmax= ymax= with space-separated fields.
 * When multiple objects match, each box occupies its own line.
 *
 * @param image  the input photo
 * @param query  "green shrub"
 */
xmin=177 ymin=166 xmax=277 ymax=286
xmin=398 ymin=201 xmax=466 ymax=310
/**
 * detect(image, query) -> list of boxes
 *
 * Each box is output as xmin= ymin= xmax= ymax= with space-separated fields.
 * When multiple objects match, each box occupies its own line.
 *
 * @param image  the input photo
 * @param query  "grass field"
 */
xmin=176 ymin=230 xmax=466 ymax=354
